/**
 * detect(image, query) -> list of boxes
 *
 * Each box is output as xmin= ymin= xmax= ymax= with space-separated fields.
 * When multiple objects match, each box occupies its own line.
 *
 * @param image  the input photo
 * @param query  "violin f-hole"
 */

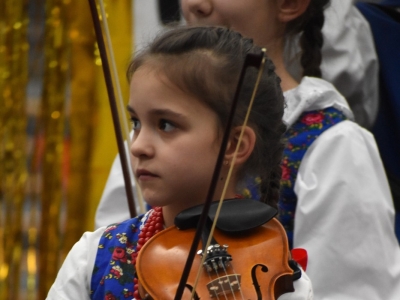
xmin=184 ymin=284 xmax=200 ymax=300
xmin=251 ymin=263 xmax=269 ymax=300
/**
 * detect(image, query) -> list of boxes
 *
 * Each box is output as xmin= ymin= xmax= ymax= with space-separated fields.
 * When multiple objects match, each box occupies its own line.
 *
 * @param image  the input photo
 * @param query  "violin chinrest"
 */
xmin=175 ymin=199 xmax=277 ymax=233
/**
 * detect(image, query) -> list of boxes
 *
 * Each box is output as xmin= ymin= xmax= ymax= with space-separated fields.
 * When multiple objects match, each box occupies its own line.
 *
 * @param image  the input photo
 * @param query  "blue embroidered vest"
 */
xmin=90 ymin=213 xmax=148 ymax=300
xmin=242 ymin=107 xmax=347 ymax=248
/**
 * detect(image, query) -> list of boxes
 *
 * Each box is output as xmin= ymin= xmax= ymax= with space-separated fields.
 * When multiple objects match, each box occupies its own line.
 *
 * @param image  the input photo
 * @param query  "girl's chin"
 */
xmin=142 ymin=195 xmax=169 ymax=208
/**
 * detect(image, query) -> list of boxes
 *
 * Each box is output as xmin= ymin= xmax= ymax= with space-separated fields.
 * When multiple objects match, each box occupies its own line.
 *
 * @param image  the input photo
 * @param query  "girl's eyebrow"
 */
xmin=126 ymin=105 xmax=135 ymax=114
xmin=126 ymin=105 xmax=186 ymax=120
xmin=150 ymin=108 xmax=186 ymax=120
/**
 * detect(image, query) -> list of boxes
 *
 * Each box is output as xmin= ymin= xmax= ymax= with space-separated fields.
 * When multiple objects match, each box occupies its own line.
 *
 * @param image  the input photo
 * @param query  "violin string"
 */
xmin=189 ymin=49 xmax=267 ymax=299
xmin=221 ymin=261 xmax=239 ymax=300
xmin=212 ymin=266 xmax=228 ymax=300
xmin=98 ymin=0 xmax=146 ymax=214
xmin=207 ymin=270 xmax=220 ymax=299
xmin=228 ymin=265 xmax=245 ymax=299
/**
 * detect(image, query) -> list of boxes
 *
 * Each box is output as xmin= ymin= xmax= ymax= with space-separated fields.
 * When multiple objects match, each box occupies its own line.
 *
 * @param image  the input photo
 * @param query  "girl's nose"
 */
xmin=130 ymin=131 xmax=155 ymax=159
xmin=183 ymin=0 xmax=213 ymax=18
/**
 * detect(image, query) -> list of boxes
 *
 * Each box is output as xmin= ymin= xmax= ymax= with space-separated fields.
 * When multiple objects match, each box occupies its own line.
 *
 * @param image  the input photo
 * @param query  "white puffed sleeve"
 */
xmin=46 ymin=228 xmax=105 ymax=300
xmin=293 ymin=121 xmax=400 ymax=300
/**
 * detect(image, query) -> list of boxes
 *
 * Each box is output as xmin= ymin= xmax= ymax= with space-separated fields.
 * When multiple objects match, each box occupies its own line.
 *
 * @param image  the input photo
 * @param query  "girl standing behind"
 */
xmin=179 ymin=0 xmax=400 ymax=299
xmin=47 ymin=26 xmax=312 ymax=300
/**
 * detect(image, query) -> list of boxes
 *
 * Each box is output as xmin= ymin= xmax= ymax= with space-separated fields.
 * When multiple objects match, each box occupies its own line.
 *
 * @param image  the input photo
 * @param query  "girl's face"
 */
xmin=180 ymin=0 xmax=282 ymax=47
xmin=128 ymin=66 xmax=225 ymax=213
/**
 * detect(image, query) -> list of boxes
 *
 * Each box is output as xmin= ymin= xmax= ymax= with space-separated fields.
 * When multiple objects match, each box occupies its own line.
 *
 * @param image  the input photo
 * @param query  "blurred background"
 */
xmin=0 ymin=0 xmax=389 ymax=299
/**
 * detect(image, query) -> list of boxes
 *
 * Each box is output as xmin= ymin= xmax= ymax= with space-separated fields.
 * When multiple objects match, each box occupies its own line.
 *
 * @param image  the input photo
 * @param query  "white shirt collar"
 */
xmin=283 ymin=77 xmax=354 ymax=127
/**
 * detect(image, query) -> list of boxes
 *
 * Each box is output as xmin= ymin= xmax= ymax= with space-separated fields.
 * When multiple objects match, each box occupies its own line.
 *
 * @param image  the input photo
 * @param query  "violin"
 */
xmin=136 ymin=199 xmax=295 ymax=300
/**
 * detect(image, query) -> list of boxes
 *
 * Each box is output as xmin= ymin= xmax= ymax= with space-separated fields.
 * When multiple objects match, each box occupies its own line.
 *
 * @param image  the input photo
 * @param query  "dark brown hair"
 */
xmin=127 ymin=26 xmax=286 ymax=208
xmin=286 ymin=0 xmax=331 ymax=78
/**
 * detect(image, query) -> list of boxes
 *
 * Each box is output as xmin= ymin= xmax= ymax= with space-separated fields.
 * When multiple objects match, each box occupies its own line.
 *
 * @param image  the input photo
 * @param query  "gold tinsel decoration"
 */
xmin=36 ymin=0 xmax=69 ymax=298
xmin=1 ymin=0 xmax=133 ymax=298
xmin=0 ymin=0 xmax=29 ymax=299
xmin=63 ymin=0 xmax=97 ymax=258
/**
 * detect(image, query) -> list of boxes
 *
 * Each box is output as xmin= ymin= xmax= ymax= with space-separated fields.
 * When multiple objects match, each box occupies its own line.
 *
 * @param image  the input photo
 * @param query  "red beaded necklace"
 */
xmin=133 ymin=206 xmax=163 ymax=300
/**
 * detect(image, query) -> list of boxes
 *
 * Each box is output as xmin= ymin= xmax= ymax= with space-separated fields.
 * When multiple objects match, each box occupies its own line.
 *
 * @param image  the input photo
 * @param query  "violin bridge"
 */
xmin=207 ymin=274 xmax=241 ymax=298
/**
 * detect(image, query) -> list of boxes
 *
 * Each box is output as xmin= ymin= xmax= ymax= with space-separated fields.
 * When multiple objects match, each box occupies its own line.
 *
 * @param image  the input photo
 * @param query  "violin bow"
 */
xmin=87 ymin=0 xmax=137 ymax=217
xmin=174 ymin=49 xmax=267 ymax=300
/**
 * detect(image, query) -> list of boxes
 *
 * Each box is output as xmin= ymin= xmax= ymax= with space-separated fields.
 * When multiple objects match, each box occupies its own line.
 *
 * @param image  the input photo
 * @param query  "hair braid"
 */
xmin=259 ymin=123 xmax=286 ymax=208
xmin=256 ymin=63 xmax=287 ymax=208
xmin=287 ymin=0 xmax=330 ymax=78
xmin=300 ymin=4 xmax=325 ymax=77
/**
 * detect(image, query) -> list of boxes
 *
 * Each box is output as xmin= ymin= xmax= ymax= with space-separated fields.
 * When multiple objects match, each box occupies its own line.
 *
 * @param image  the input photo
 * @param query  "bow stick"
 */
xmin=88 ymin=0 xmax=136 ymax=217
xmin=174 ymin=50 xmax=266 ymax=300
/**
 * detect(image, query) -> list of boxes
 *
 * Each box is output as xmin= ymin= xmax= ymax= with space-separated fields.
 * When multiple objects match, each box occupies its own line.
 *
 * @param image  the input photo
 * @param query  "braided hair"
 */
xmin=127 ymin=26 xmax=286 ymax=208
xmin=286 ymin=0 xmax=331 ymax=78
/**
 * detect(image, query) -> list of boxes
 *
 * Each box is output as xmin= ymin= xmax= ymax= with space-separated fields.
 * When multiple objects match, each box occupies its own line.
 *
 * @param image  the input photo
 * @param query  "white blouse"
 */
xmin=284 ymin=77 xmax=400 ymax=300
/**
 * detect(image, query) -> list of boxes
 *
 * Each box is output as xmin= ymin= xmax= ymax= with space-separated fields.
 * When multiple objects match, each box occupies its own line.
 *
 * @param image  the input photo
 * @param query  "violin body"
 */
xmin=136 ymin=217 xmax=294 ymax=299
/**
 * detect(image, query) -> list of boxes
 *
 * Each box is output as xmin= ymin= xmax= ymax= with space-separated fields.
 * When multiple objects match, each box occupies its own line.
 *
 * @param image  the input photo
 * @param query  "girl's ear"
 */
xmin=277 ymin=0 xmax=311 ymax=23
xmin=224 ymin=126 xmax=256 ymax=166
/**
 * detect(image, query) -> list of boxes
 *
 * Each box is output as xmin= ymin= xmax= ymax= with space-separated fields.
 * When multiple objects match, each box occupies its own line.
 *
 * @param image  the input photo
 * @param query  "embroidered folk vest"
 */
xmin=90 ymin=213 xmax=148 ymax=300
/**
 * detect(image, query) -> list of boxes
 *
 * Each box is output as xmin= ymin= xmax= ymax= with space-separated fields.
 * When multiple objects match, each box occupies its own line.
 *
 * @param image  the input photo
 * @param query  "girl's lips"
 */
xmin=136 ymin=169 xmax=158 ymax=180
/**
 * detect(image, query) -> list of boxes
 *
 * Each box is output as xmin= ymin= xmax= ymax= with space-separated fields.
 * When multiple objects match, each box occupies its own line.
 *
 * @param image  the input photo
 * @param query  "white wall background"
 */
xmin=133 ymin=0 xmax=168 ymax=51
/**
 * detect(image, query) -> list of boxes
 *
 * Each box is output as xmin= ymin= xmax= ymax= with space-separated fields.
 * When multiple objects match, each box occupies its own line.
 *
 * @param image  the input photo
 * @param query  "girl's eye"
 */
xmin=131 ymin=118 xmax=141 ymax=130
xmin=159 ymin=119 xmax=176 ymax=132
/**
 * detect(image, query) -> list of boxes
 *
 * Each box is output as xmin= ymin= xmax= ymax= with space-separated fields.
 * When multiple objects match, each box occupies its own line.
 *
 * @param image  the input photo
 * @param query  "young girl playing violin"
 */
xmin=47 ymin=26 xmax=312 ymax=300
xmin=97 ymin=0 xmax=400 ymax=299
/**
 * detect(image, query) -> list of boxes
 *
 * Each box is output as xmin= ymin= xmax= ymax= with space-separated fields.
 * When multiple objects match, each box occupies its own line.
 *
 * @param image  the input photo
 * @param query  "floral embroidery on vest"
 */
xmin=279 ymin=107 xmax=346 ymax=248
xmin=90 ymin=212 xmax=151 ymax=300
